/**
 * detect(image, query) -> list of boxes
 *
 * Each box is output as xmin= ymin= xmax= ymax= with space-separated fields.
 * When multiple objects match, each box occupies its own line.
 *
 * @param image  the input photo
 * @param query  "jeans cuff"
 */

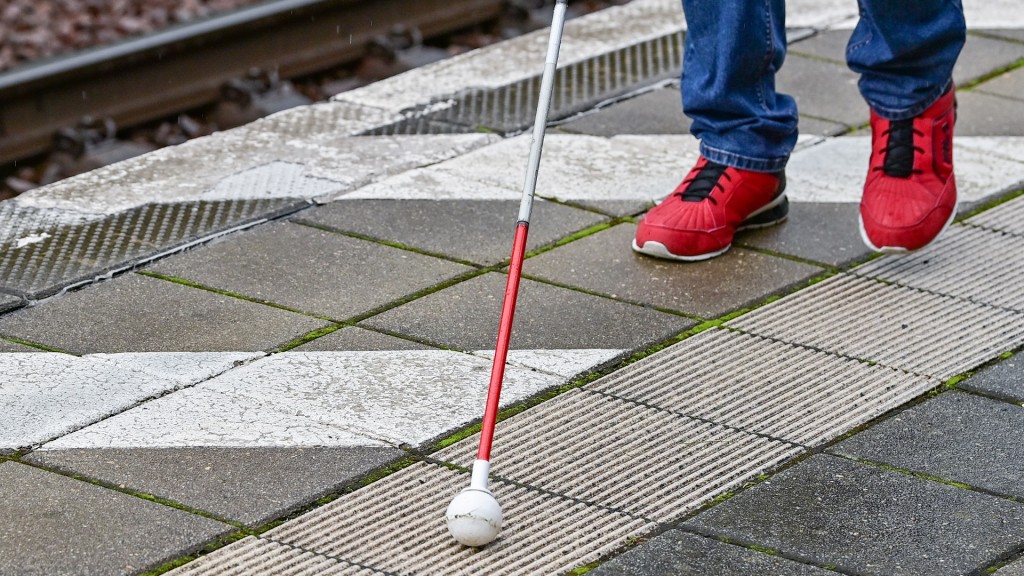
xmin=868 ymin=78 xmax=953 ymax=121
xmin=700 ymin=142 xmax=789 ymax=173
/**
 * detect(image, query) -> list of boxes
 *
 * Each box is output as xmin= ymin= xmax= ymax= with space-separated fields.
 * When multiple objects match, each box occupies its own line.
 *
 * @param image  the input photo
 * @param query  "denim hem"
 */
xmin=700 ymin=142 xmax=789 ymax=173
xmin=867 ymin=78 xmax=953 ymax=121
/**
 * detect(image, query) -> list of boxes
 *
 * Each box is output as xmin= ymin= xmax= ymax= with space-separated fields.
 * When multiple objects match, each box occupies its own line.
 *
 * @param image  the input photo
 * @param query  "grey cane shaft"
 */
xmin=516 ymin=0 xmax=568 ymax=224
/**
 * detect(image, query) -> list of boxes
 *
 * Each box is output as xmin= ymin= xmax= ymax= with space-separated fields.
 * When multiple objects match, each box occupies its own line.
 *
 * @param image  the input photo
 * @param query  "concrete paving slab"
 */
xmin=556 ymin=86 xmax=690 ymax=137
xmin=981 ymin=29 xmax=1024 ymax=43
xmin=998 ymin=557 xmax=1024 ymax=576
xmin=738 ymin=201 xmax=869 ymax=266
xmin=526 ymin=223 xmax=822 ymax=318
xmin=852 ymin=225 xmax=1024 ymax=312
xmin=0 ymin=338 xmax=37 ymax=352
xmin=0 ymin=273 xmax=327 ymax=354
xmin=435 ymin=389 xmax=801 ymax=521
xmin=0 ymin=292 xmax=21 ymax=313
xmin=795 ymin=116 xmax=849 ymax=137
xmin=1 ymin=354 xmax=181 ymax=452
xmin=957 ymin=91 xmax=1024 ymax=136
xmin=728 ymin=274 xmax=1024 ymax=380
xmin=961 ymin=355 xmax=1024 ymax=403
xmin=683 ymin=454 xmax=1024 ymax=576
xmin=84 ymin=351 xmax=262 ymax=386
xmin=43 ymin=382 xmax=384 ymax=450
xmin=149 ymin=221 xmax=473 ymax=320
xmin=362 ymin=271 xmax=695 ymax=351
xmin=26 ymin=446 xmax=403 ymax=527
xmin=978 ymin=67 xmax=1024 ymax=101
xmin=830 ymin=391 xmax=1024 ymax=498
xmin=472 ymin=348 xmax=626 ymax=379
xmin=295 ymin=199 xmax=608 ymax=266
xmin=776 ymin=54 xmax=865 ymax=127
xmin=590 ymin=530 xmax=835 ymax=576
xmin=787 ymin=29 xmax=849 ymax=63
xmin=0 ymin=461 xmax=232 ymax=576
xmin=293 ymin=326 xmax=432 ymax=352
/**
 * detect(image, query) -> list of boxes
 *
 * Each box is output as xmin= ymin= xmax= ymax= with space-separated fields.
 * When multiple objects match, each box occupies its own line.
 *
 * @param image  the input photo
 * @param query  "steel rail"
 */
xmin=0 ymin=0 xmax=505 ymax=165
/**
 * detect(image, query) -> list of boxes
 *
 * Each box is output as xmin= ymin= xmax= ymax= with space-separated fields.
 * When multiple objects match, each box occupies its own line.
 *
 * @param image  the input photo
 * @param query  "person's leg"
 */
xmin=848 ymin=0 xmax=966 ymax=252
xmin=633 ymin=0 xmax=794 ymax=261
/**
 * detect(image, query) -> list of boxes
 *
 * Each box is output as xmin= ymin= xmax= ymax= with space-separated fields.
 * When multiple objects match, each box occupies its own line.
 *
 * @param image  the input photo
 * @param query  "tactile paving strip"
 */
xmin=263 ymin=462 xmax=653 ymax=576
xmin=434 ymin=390 xmax=801 ymax=522
xmin=966 ymin=194 xmax=1024 ymax=237
xmin=365 ymin=32 xmax=684 ymax=136
xmin=852 ymin=225 xmax=1024 ymax=312
xmin=0 ymin=199 xmax=302 ymax=299
xmin=726 ymin=274 xmax=1024 ymax=380
xmin=587 ymin=328 xmax=939 ymax=447
xmin=168 ymin=537 xmax=383 ymax=576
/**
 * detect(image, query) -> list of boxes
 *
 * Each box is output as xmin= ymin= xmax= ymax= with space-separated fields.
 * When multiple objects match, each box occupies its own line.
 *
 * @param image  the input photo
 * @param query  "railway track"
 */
xmin=0 ymin=0 xmax=508 ymax=167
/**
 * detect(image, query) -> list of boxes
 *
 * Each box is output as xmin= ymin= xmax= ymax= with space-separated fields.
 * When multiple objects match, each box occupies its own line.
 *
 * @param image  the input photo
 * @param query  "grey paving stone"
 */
xmin=998 ymin=557 xmax=1024 ymax=576
xmin=0 ymin=338 xmax=38 ymax=352
xmin=0 ymin=273 xmax=326 ymax=354
xmin=961 ymin=355 xmax=1024 ymax=403
xmin=590 ymin=530 xmax=834 ymax=576
xmin=777 ymin=53 xmax=865 ymax=127
xmin=525 ymin=223 xmax=823 ymax=318
xmin=295 ymin=199 xmax=607 ymax=266
xmin=293 ymin=326 xmax=432 ymax=352
xmin=362 ymin=271 xmax=694 ymax=351
xmin=797 ymin=116 xmax=848 ymax=137
xmin=0 ymin=292 xmax=21 ymax=313
xmin=956 ymin=91 xmax=1024 ymax=136
xmin=830 ymin=391 xmax=1024 ymax=498
xmin=149 ymin=221 xmax=473 ymax=320
xmin=557 ymin=86 xmax=691 ymax=137
xmin=978 ymin=67 xmax=1024 ymax=102
xmin=0 ymin=461 xmax=231 ymax=576
xmin=980 ymin=29 xmax=1024 ymax=44
xmin=738 ymin=202 xmax=871 ymax=267
xmin=788 ymin=29 xmax=850 ymax=63
xmin=684 ymin=454 xmax=1024 ymax=576
xmin=25 ymin=446 xmax=403 ymax=527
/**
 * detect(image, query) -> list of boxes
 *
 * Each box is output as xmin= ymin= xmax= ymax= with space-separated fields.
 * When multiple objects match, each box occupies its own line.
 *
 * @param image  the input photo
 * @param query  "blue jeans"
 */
xmin=680 ymin=0 xmax=966 ymax=172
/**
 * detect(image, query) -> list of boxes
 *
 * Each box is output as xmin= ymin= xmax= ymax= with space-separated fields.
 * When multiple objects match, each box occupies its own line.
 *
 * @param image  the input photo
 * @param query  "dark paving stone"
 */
xmin=777 ymin=53 xmax=866 ymax=127
xmin=956 ymin=91 xmax=1024 ymax=136
xmin=26 ymin=446 xmax=403 ymax=527
xmin=150 ymin=221 xmax=473 ymax=320
xmin=590 ymin=530 xmax=834 ymax=576
xmin=831 ymin=392 xmax=1024 ymax=499
xmin=738 ymin=202 xmax=872 ymax=267
xmin=0 ymin=338 xmax=39 ymax=352
xmin=980 ymin=29 xmax=1024 ymax=44
xmin=362 ymin=271 xmax=694 ymax=351
xmin=978 ymin=67 xmax=1024 ymax=102
xmin=998 ymin=557 xmax=1024 ymax=576
xmin=788 ymin=29 xmax=850 ymax=64
xmin=294 ymin=326 xmax=432 ymax=352
xmin=525 ymin=223 xmax=822 ymax=318
xmin=961 ymin=355 xmax=1024 ymax=403
xmin=557 ymin=86 xmax=691 ymax=137
xmin=295 ymin=200 xmax=607 ymax=266
xmin=0 ymin=293 xmax=22 ymax=313
xmin=0 ymin=461 xmax=231 ymax=576
xmin=684 ymin=454 xmax=1024 ymax=576
xmin=0 ymin=273 xmax=326 ymax=354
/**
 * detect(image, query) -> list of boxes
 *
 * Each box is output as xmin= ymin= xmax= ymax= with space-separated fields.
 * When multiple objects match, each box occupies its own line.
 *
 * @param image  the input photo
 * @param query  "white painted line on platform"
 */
xmin=472 ymin=348 xmax=626 ymax=379
xmin=86 ymin=351 xmax=262 ymax=384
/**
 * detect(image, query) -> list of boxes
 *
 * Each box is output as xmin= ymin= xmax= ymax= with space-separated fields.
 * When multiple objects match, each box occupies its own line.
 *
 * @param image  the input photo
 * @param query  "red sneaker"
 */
xmin=860 ymin=87 xmax=957 ymax=253
xmin=632 ymin=157 xmax=788 ymax=261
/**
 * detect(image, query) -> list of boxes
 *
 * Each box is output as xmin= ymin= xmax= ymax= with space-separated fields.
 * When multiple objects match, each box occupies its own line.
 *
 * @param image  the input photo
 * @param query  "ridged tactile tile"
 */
xmin=587 ymin=328 xmax=939 ymax=447
xmin=852 ymin=225 xmax=1024 ymax=312
xmin=264 ymin=462 xmax=653 ymax=576
xmin=167 ymin=536 xmax=382 ymax=576
xmin=726 ymin=274 xmax=1024 ymax=380
xmin=433 ymin=390 xmax=802 ymax=522
xmin=966 ymin=194 xmax=1024 ymax=237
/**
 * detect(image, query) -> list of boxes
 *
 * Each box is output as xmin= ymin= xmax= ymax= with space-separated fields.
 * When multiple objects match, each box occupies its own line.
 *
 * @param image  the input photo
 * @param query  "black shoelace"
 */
xmin=878 ymin=119 xmax=924 ymax=178
xmin=675 ymin=161 xmax=730 ymax=204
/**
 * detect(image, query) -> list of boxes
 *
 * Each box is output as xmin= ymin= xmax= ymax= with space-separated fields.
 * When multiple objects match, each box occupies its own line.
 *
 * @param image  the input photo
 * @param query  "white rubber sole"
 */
xmin=858 ymin=200 xmax=958 ymax=254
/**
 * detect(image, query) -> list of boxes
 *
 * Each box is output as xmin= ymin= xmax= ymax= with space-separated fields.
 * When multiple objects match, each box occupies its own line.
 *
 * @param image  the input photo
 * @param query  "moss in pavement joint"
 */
xmin=292 ymin=221 xmax=483 ymax=269
xmin=525 ymin=220 xmax=621 ymax=258
xmin=139 ymin=530 xmax=250 ymax=576
xmin=0 ymin=336 xmax=75 ymax=354
xmin=275 ymin=324 xmax=346 ymax=353
xmin=956 ymin=187 xmax=1024 ymax=223
xmin=959 ymin=57 xmax=1024 ymax=91
xmin=568 ymin=563 xmax=601 ymax=575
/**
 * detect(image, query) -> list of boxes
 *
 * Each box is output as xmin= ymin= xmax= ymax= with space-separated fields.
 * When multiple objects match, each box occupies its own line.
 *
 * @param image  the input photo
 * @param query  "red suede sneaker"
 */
xmin=860 ymin=87 xmax=957 ymax=253
xmin=632 ymin=157 xmax=788 ymax=261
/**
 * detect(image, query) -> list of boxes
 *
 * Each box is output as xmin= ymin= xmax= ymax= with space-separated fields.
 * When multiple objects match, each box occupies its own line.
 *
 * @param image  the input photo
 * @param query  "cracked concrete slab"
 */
xmin=683 ymin=454 xmax=1024 ymax=576
xmin=526 ymin=223 xmax=823 ymax=318
xmin=25 ymin=446 xmax=404 ymax=527
xmin=363 ymin=271 xmax=695 ymax=351
xmin=0 ymin=461 xmax=232 ymax=576
xmin=148 ymin=221 xmax=474 ymax=320
xmin=0 ymin=273 xmax=328 ymax=354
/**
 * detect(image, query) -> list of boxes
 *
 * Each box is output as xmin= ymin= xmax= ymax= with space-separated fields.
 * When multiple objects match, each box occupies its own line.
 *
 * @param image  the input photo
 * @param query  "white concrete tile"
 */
xmin=85 ymin=352 xmax=264 ymax=385
xmin=472 ymin=349 xmax=626 ymax=379
xmin=0 ymin=354 xmax=178 ymax=451
xmin=196 ymin=350 xmax=561 ymax=446
xmin=41 ymin=385 xmax=380 ymax=450
xmin=826 ymin=0 xmax=1021 ymax=29
xmin=339 ymin=162 xmax=522 ymax=201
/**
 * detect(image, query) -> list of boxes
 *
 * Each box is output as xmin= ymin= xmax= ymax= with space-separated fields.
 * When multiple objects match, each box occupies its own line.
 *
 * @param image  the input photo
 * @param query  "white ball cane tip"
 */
xmin=445 ymin=488 xmax=502 ymax=547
